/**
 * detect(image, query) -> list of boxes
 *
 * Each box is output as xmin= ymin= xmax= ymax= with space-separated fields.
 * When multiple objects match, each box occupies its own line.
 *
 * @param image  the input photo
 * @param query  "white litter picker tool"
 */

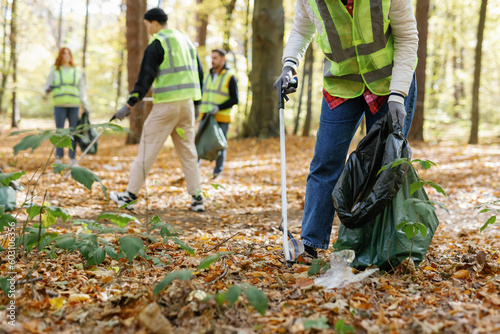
xmin=277 ymin=77 xmax=304 ymax=265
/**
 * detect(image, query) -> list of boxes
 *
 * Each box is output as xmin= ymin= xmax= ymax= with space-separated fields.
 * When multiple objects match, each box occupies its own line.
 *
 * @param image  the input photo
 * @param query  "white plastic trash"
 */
xmin=314 ymin=250 xmax=378 ymax=290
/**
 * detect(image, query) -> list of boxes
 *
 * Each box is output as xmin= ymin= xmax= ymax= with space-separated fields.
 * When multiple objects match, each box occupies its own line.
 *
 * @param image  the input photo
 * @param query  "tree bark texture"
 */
xmin=10 ymin=0 xmax=18 ymax=128
xmin=302 ymin=44 xmax=314 ymax=137
xmin=82 ymin=0 xmax=90 ymax=72
xmin=244 ymin=0 xmax=283 ymax=138
xmin=125 ymin=0 xmax=150 ymax=144
xmin=0 ymin=0 xmax=10 ymax=114
xmin=408 ymin=0 xmax=429 ymax=142
xmin=468 ymin=0 xmax=488 ymax=144
xmin=57 ymin=0 xmax=63 ymax=50
xmin=222 ymin=0 xmax=237 ymax=51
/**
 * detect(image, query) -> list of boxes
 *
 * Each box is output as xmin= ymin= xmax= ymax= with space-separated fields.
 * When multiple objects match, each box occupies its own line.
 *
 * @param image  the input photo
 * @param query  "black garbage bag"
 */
xmin=332 ymin=112 xmax=411 ymax=228
xmin=76 ymin=112 xmax=98 ymax=155
xmin=333 ymin=164 xmax=440 ymax=270
xmin=195 ymin=114 xmax=227 ymax=161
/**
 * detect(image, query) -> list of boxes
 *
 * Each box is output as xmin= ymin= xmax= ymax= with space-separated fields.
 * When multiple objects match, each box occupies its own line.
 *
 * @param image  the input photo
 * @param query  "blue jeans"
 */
xmin=54 ymin=106 xmax=79 ymax=159
xmin=301 ymin=75 xmax=417 ymax=249
xmin=214 ymin=122 xmax=229 ymax=174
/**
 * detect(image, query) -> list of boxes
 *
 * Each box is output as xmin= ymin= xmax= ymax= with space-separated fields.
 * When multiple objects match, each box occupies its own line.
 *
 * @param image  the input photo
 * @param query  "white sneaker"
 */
xmin=191 ymin=195 xmax=204 ymax=212
xmin=55 ymin=158 xmax=62 ymax=164
xmin=70 ymin=159 xmax=77 ymax=166
xmin=110 ymin=191 xmax=137 ymax=210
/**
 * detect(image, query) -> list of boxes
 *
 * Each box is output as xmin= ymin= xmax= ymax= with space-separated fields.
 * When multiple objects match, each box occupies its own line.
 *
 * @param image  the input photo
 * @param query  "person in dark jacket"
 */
xmin=198 ymin=49 xmax=239 ymax=179
xmin=110 ymin=8 xmax=205 ymax=212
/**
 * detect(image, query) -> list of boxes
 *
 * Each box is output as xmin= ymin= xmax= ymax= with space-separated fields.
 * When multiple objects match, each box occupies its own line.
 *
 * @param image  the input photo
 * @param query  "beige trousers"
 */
xmin=126 ymin=99 xmax=201 ymax=196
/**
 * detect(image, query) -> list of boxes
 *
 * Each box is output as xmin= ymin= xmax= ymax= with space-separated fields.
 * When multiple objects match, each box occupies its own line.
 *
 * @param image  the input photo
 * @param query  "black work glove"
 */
xmin=273 ymin=66 xmax=294 ymax=91
xmin=114 ymin=105 xmax=131 ymax=120
xmin=388 ymin=101 xmax=406 ymax=128
xmin=194 ymin=104 xmax=200 ymax=119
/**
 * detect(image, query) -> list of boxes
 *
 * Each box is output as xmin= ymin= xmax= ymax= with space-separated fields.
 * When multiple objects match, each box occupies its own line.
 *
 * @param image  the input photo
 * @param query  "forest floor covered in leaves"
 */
xmin=0 ymin=120 xmax=499 ymax=334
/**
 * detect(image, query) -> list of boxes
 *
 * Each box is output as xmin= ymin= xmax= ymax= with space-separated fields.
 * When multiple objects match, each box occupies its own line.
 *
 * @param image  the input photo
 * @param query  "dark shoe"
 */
xmin=191 ymin=195 xmax=205 ymax=212
xmin=297 ymin=245 xmax=318 ymax=265
xmin=304 ymin=245 xmax=318 ymax=258
xmin=110 ymin=190 xmax=137 ymax=210
xmin=212 ymin=172 xmax=220 ymax=180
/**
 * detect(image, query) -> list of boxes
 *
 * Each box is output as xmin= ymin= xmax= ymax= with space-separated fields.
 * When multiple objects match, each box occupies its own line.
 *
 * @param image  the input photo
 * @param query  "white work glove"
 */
xmin=388 ymin=101 xmax=406 ymax=128
xmin=273 ymin=66 xmax=294 ymax=91
xmin=210 ymin=105 xmax=219 ymax=115
xmin=114 ymin=105 xmax=130 ymax=120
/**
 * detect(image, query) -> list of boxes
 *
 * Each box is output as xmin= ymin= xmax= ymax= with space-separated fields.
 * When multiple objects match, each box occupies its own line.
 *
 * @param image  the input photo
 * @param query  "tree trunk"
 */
xmin=243 ymin=0 xmax=283 ymax=138
xmin=196 ymin=0 xmax=208 ymax=69
xmin=293 ymin=65 xmax=307 ymax=135
xmin=57 ymin=0 xmax=63 ymax=50
xmin=115 ymin=0 xmax=126 ymax=109
xmin=243 ymin=0 xmax=251 ymax=118
xmin=302 ymin=44 xmax=314 ymax=137
xmin=125 ymin=0 xmax=150 ymax=144
xmin=0 ymin=0 xmax=10 ymax=115
xmin=468 ymin=0 xmax=488 ymax=144
xmin=408 ymin=0 xmax=429 ymax=142
xmin=222 ymin=0 xmax=237 ymax=51
xmin=82 ymin=0 xmax=90 ymax=72
xmin=10 ymin=0 xmax=18 ymax=128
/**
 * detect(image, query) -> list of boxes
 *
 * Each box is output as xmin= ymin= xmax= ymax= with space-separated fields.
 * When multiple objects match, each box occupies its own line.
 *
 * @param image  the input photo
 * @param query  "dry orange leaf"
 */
xmin=451 ymin=269 xmax=471 ymax=279
xmin=295 ymin=277 xmax=315 ymax=289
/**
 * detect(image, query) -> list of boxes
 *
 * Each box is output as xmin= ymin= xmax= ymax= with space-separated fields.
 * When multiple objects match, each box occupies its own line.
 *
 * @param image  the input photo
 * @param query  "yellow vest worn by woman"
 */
xmin=308 ymin=0 xmax=398 ymax=98
xmin=52 ymin=67 xmax=81 ymax=106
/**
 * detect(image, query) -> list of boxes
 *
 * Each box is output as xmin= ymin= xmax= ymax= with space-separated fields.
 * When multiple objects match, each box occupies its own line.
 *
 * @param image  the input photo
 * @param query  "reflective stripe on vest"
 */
xmin=52 ymin=67 xmax=81 ymax=105
xmin=200 ymin=69 xmax=233 ymax=119
xmin=309 ymin=0 xmax=395 ymax=98
xmin=152 ymin=29 xmax=202 ymax=103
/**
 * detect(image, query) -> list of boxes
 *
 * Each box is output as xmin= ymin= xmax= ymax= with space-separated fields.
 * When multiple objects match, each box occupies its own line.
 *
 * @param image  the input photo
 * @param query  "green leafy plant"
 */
xmin=308 ymin=258 xmax=331 ymax=276
xmin=153 ymin=251 xmax=269 ymax=316
xmin=476 ymin=200 xmax=499 ymax=232
xmin=303 ymin=317 xmax=330 ymax=330
xmin=334 ymin=318 xmax=355 ymax=334
xmin=204 ymin=284 xmax=268 ymax=316
xmin=380 ymin=159 xmax=448 ymax=264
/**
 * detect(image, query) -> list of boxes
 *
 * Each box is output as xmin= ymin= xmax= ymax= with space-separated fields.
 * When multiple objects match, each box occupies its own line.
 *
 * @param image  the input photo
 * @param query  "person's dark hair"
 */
xmin=144 ymin=8 xmax=168 ymax=24
xmin=212 ymin=49 xmax=227 ymax=57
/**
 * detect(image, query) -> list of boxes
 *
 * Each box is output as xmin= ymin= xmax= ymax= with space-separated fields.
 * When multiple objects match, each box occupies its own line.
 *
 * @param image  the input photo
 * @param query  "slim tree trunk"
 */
xmin=82 ymin=0 xmax=90 ymax=72
xmin=293 ymin=65 xmax=307 ymax=135
xmin=196 ymin=0 xmax=208 ymax=69
xmin=468 ymin=0 xmax=488 ymax=144
xmin=243 ymin=0 xmax=251 ymax=118
xmin=0 ymin=0 xmax=10 ymax=115
xmin=115 ymin=0 xmax=126 ymax=109
xmin=408 ymin=0 xmax=429 ymax=142
xmin=126 ymin=0 xmax=149 ymax=144
xmin=302 ymin=44 xmax=314 ymax=137
xmin=243 ymin=0 xmax=284 ymax=138
xmin=10 ymin=0 xmax=17 ymax=128
xmin=57 ymin=0 xmax=63 ymax=50
xmin=222 ymin=0 xmax=237 ymax=51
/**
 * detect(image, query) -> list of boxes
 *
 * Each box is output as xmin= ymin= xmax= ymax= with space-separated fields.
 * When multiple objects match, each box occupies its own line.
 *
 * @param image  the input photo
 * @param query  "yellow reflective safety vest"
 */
xmin=200 ymin=68 xmax=234 ymax=123
xmin=152 ymin=29 xmax=201 ymax=104
xmin=52 ymin=66 xmax=82 ymax=106
xmin=308 ymin=0 xmax=400 ymax=98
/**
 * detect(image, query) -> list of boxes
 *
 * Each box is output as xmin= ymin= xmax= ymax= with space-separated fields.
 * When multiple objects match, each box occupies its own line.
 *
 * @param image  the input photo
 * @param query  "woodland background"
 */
xmin=0 ymin=0 xmax=499 ymax=333
xmin=0 ymin=0 xmax=498 ymax=143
